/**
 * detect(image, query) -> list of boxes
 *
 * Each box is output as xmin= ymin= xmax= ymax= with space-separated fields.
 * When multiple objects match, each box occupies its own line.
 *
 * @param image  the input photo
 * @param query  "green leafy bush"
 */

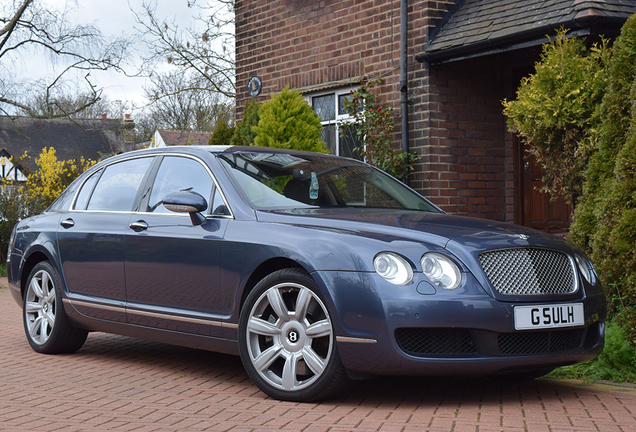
xmin=253 ymin=86 xmax=327 ymax=153
xmin=209 ymin=119 xmax=235 ymax=146
xmin=340 ymin=79 xmax=417 ymax=181
xmin=549 ymin=321 xmax=636 ymax=383
xmin=503 ymin=28 xmax=609 ymax=205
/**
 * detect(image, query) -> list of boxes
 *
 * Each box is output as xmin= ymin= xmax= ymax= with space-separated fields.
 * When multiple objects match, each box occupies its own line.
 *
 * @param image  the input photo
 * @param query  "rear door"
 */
xmin=57 ymin=156 xmax=154 ymax=322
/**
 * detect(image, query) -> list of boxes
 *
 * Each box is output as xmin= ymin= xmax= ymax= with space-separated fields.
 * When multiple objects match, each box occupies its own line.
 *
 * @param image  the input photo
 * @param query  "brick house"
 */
xmin=235 ymin=0 xmax=635 ymax=233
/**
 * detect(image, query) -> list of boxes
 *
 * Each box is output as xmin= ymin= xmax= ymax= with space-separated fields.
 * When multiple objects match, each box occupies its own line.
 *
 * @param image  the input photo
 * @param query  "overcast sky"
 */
xmin=33 ymin=0 xmax=206 ymax=107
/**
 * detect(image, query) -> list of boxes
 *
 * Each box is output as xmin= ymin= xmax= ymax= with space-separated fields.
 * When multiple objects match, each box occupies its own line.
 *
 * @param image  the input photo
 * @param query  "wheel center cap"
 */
xmin=280 ymin=322 xmax=306 ymax=352
xmin=287 ymin=330 xmax=299 ymax=343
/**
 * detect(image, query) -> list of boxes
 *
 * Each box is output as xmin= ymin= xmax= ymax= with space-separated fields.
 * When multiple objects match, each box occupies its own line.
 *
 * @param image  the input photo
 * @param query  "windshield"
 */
xmin=218 ymin=152 xmax=440 ymax=212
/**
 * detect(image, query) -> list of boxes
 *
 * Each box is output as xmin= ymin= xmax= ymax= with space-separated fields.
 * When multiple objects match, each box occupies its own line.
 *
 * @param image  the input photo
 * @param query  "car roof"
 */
xmin=201 ymin=145 xmax=344 ymax=159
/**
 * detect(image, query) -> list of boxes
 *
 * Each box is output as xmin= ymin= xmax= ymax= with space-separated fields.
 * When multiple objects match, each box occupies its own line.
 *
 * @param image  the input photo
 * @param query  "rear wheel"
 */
xmin=238 ymin=268 xmax=349 ymax=401
xmin=23 ymin=261 xmax=88 ymax=354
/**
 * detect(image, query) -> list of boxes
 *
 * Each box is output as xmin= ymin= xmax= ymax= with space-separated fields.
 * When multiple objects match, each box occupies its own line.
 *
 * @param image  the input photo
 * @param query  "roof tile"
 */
xmin=424 ymin=0 xmax=636 ymax=59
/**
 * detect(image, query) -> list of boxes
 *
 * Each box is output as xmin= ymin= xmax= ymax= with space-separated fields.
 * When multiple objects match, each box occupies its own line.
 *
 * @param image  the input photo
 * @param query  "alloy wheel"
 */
xmin=245 ymin=282 xmax=334 ymax=392
xmin=24 ymin=269 xmax=57 ymax=346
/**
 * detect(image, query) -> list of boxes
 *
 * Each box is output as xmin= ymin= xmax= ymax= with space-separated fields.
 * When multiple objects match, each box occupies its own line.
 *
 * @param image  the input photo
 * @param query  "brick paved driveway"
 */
xmin=1 ymin=285 xmax=635 ymax=432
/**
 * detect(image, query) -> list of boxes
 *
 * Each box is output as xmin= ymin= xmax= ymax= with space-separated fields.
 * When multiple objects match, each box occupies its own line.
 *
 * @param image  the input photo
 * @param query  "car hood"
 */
xmin=259 ymin=208 xmax=571 ymax=253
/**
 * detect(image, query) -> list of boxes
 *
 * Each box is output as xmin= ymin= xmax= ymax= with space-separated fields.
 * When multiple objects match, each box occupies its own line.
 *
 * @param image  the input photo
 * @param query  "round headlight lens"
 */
xmin=421 ymin=252 xmax=462 ymax=290
xmin=575 ymin=254 xmax=596 ymax=285
xmin=374 ymin=252 xmax=413 ymax=285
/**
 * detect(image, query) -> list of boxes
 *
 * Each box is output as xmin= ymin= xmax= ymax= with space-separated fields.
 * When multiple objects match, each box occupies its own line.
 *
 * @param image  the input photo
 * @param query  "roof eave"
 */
xmin=416 ymin=14 xmax=627 ymax=67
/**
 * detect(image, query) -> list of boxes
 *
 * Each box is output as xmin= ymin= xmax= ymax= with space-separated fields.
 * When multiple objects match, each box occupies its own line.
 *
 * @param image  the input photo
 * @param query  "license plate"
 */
xmin=514 ymin=303 xmax=584 ymax=330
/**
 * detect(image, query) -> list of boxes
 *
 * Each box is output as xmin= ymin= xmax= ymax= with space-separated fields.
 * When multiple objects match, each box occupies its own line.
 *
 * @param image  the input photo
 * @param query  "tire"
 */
xmin=238 ymin=268 xmax=349 ymax=401
xmin=23 ymin=261 xmax=88 ymax=354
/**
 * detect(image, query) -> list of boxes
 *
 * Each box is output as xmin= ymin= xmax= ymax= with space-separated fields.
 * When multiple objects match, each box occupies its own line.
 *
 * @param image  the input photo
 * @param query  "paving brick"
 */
xmin=2 ymin=284 xmax=636 ymax=431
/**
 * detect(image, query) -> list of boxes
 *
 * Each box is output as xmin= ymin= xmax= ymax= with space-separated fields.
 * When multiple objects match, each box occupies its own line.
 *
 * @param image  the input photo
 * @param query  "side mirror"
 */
xmin=162 ymin=190 xmax=208 ymax=226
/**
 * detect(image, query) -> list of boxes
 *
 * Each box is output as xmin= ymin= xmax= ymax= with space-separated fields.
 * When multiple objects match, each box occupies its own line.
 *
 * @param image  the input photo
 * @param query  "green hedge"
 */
xmin=571 ymin=15 xmax=636 ymax=347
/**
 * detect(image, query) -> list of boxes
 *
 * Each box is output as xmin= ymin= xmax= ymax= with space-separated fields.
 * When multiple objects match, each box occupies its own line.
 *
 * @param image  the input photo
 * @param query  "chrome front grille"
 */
xmin=479 ymin=248 xmax=576 ymax=296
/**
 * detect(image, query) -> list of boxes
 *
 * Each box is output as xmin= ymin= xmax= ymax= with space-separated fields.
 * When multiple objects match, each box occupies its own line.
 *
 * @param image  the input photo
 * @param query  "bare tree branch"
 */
xmin=0 ymin=0 xmax=31 ymax=47
xmin=134 ymin=0 xmax=235 ymax=100
xmin=0 ymin=0 xmax=133 ymax=118
xmin=143 ymin=72 xmax=233 ymax=131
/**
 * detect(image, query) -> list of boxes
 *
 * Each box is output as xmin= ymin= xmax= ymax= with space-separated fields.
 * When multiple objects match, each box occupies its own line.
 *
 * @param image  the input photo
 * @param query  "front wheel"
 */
xmin=23 ymin=261 xmax=88 ymax=354
xmin=238 ymin=268 xmax=349 ymax=401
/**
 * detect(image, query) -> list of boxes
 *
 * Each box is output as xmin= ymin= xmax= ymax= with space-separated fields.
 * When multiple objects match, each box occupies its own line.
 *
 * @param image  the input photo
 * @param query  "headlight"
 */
xmin=374 ymin=252 xmax=413 ymax=285
xmin=575 ymin=254 xmax=596 ymax=285
xmin=421 ymin=252 xmax=462 ymax=290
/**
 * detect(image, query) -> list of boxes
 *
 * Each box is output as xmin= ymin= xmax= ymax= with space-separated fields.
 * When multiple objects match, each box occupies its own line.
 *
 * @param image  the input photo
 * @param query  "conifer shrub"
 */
xmin=232 ymin=97 xmax=260 ymax=146
xmin=253 ymin=86 xmax=328 ymax=153
xmin=571 ymin=14 xmax=636 ymax=348
xmin=209 ymin=119 xmax=235 ymax=146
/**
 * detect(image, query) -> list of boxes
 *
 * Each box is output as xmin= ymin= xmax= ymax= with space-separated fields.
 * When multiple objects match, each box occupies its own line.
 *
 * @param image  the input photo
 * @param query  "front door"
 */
xmin=124 ymin=155 xmax=231 ymax=338
xmin=516 ymin=136 xmax=571 ymax=234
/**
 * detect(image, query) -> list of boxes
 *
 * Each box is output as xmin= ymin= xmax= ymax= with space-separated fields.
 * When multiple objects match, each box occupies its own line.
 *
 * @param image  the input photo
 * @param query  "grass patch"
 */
xmin=547 ymin=322 xmax=636 ymax=384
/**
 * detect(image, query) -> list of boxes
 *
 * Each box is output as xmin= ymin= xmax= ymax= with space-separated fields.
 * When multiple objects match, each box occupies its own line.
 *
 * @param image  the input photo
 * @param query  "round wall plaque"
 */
xmin=248 ymin=76 xmax=262 ymax=97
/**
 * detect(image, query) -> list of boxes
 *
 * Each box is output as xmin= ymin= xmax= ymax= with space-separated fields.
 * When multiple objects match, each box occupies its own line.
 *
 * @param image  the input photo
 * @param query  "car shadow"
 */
xmin=75 ymin=332 xmax=585 ymax=406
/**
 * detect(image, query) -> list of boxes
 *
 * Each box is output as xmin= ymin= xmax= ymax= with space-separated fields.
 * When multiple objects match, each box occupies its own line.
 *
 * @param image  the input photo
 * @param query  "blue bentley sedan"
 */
xmin=7 ymin=146 xmax=606 ymax=401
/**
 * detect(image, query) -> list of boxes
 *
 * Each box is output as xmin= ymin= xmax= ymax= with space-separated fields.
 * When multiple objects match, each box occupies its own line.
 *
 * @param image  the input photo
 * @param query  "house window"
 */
xmin=310 ymin=88 xmax=363 ymax=160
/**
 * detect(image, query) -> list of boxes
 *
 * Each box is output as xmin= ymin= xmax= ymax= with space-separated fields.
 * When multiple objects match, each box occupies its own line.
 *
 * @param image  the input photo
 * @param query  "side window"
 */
xmin=210 ymin=189 xmax=230 ymax=215
xmin=147 ymin=156 xmax=214 ymax=213
xmin=73 ymin=170 xmax=101 ymax=210
xmin=86 ymin=158 xmax=153 ymax=211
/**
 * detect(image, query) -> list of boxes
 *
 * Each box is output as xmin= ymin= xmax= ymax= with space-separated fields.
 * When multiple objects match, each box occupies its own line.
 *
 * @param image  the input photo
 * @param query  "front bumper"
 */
xmin=315 ymin=270 xmax=606 ymax=376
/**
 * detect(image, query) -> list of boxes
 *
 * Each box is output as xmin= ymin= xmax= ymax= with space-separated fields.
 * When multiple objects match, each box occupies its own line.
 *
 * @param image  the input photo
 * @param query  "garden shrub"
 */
xmin=503 ymin=28 xmax=610 ymax=205
xmin=339 ymin=79 xmax=418 ymax=181
xmin=232 ymin=97 xmax=260 ymax=146
xmin=502 ymin=18 xmax=636 ymax=355
xmin=209 ymin=119 xmax=235 ymax=146
xmin=253 ymin=86 xmax=328 ymax=153
xmin=571 ymin=14 xmax=636 ymax=348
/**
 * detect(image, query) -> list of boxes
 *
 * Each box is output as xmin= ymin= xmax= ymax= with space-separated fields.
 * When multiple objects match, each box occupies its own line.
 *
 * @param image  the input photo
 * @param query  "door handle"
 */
xmin=60 ymin=218 xmax=75 ymax=229
xmin=129 ymin=221 xmax=148 ymax=232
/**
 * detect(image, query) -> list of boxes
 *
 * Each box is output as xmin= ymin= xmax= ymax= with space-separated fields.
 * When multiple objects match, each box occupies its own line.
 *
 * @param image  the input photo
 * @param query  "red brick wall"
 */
xmin=410 ymin=56 xmax=514 ymax=222
xmin=236 ymin=0 xmax=455 ymax=115
xmin=235 ymin=0 xmax=516 ymax=222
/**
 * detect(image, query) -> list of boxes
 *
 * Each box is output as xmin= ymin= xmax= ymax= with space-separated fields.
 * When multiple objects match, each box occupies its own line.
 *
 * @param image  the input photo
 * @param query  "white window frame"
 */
xmin=306 ymin=86 xmax=361 ymax=158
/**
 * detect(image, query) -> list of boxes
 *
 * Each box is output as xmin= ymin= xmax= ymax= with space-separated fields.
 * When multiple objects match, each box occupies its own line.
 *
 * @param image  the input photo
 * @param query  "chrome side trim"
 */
xmin=336 ymin=336 xmax=377 ymax=344
xmin=64 ymin=298 xmax=123 ymax=312
xmin=64 ymin=299 xmax=238 ymax=329
xmin=127 ymin=308 xmax=238 ymax=329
